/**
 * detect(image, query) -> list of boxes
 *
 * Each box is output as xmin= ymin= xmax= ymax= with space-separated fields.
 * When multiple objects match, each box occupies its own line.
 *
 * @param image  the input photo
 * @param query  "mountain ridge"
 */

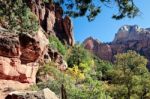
xmin=83 ymin=25 xmax=150 ymax=69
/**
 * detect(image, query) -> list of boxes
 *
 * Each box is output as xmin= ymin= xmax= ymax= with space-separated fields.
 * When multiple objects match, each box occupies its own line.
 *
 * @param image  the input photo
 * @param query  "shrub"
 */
xmin=0 ymin=0 xmax=39 ymax=33
xmin=66 ymin=66 xmax=85 ymax=82
xmin=35 ymin=62 xmax=111 ymax=99
xmin=49 ymin=35 xmax=67 ymax=55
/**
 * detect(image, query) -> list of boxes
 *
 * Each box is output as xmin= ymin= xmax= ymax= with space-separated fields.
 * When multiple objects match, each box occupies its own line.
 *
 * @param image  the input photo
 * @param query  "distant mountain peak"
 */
xmin=83 ymin=36 xmax=101 ymax=44
xmin=113 ymin=25 xmax=150 ymax=43
xmin=83 ymin=36 xmax=101 ymax=51
xmin=118 ymin=25 xmax=141 ymax=32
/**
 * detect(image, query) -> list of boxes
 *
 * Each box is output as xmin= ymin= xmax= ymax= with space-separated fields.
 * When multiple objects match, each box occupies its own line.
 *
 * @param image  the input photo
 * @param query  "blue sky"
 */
xmin=72 ymin=0 xmax=150 ymax=43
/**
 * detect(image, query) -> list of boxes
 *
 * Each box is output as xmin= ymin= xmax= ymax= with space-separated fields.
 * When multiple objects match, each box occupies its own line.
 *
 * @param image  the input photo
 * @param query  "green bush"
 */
xmin=49 ymin=35 xmax=67 ymax=55
xmin=0 ymin=0 xmax=39 ymax=33
xmin=35 ymin=62 xmax=111 ymax=99
xmin=65 ymin=44 xmax=89 ymax=67
xmin=94 ymin=57 xmax=113 ymax=80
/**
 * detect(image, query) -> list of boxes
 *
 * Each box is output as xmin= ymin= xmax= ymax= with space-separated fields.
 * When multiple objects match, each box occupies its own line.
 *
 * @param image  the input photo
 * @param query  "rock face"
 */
xmin=48 ymin=48 xmax=68 ymax=71
xmin=26 ymin=0 xmax=74 ymax=46
xmin=113 ymin=25 xmax=150 ymax=42
xmin=5 ymin=88 xmax=58 ymax=99
xmin=83 ymin=25 xmax=150 ymax=68
xmin=84 ymin=37 xmax=113 ymax=61
xmin=0 ymin=28 xmax=49 ymax=83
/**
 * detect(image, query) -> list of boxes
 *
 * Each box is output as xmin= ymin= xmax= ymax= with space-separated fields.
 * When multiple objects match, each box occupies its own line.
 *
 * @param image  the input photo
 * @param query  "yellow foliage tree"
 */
xmin=66 ymin=66 xmax=85 ymax=82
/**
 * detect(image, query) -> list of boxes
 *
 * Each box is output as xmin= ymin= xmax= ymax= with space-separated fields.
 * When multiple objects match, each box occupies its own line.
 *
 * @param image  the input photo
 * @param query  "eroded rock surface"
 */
xmin=0 ymin=80 xmax=31 ymax=99
xmin=48 ymin=48 xmax=68 ymax=71
xmin=27 ymin=0 xmax=74 ymax=46
xmin=0 ymin=28 xmax=49 ymax=83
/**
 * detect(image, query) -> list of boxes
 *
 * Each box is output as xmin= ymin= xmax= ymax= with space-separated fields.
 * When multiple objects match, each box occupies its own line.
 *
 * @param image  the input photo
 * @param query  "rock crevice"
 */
xmin=27 ymin=0 xmax=74 ymax=46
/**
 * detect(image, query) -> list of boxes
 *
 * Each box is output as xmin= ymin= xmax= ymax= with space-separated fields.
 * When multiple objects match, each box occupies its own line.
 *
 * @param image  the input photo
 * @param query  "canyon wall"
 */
xmin=27 ymin=0 xmax=74 ymax=46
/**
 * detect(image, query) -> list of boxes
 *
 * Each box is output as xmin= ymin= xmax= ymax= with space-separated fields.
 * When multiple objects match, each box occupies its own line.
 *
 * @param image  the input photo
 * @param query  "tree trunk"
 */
xmin=61 ymin=84 xmax=67 ymax=99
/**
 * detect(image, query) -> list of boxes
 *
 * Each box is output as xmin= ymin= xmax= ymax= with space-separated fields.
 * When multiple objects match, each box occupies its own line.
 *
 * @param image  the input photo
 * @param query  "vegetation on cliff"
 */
xmin=0 ymin=0 xmax=38 ymax=33
xmin=49 ymin=35 xmax=67 ymax=55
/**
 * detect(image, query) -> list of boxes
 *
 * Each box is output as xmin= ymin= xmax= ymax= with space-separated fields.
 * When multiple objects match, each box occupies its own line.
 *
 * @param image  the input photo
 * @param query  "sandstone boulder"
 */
xmin=5 ymin=88 xmax=58 ymax=99
xmin=0 ymin=80 xmax=31 ymax=99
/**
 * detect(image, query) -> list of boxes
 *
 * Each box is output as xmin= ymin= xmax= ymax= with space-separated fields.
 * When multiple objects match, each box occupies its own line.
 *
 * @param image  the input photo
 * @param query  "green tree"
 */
xmin=94 ymin=57 xmax=113 ymax=80
xmin=106 ymin=51 xmax=150 ymax=99
xmin=50 ymin=0 xmax=139 ymax=21
xmin=65 ymin=43 xmax=95 ymax=75
xmin=66 ymin=44 xmax=92 ymax=67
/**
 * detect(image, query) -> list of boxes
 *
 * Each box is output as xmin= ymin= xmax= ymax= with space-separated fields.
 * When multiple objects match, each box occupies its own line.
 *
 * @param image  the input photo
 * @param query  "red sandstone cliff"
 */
xmin=26 ymin=0 xmax=74 ymax=46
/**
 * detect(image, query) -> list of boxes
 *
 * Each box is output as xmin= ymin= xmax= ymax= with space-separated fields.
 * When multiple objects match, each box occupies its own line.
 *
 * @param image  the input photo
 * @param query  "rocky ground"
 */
xmin=0 ymin=80 xmax=31 ymax=99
